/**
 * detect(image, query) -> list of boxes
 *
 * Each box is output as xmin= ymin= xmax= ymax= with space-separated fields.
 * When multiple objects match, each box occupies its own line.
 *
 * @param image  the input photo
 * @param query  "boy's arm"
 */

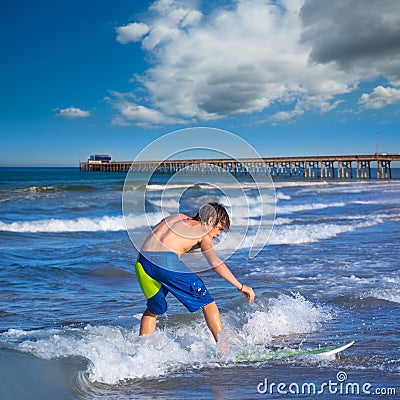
xmin=201 ymin=236 xmax=255 ymax=302
xmin=188 ymin=242 xmax=201 ymax=252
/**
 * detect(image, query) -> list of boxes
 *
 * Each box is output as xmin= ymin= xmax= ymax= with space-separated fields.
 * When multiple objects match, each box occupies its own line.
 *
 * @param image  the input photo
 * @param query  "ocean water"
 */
xmin=0 ymin=167 xmax=399 ymax=399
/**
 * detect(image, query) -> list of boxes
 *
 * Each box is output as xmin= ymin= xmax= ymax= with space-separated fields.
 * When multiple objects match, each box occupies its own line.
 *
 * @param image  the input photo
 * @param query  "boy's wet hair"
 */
xmin=193 ymin=202 xmax=230 ymax=230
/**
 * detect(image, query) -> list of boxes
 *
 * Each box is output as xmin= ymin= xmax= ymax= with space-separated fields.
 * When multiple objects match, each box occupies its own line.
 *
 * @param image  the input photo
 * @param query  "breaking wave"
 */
xmin=0 ymin=294 xmax=331 ymax=384
xmin=0 ymin=212 xmax=385 ymax=247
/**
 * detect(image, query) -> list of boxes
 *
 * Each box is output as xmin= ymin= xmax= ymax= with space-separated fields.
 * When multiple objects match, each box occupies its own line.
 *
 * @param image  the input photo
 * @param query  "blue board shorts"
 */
xmin=135 ymin=251 xmax=214 ymax=315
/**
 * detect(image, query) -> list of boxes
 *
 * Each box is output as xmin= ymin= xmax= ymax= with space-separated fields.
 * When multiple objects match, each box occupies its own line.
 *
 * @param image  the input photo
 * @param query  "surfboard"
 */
xmin=236 ymin=341 xmax=355 ymax=362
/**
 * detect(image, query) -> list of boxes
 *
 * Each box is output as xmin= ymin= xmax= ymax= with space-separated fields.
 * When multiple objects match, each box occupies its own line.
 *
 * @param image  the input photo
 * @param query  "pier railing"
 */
xmin=80 ymin=154 xmax=400 ymax=179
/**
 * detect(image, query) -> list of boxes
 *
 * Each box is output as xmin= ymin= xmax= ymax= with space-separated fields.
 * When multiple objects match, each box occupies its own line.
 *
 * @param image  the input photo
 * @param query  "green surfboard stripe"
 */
xmin=135 ymin=260 xmax=161 ymax=299
xmin=236 ymin=345 xmax=342 ymax=362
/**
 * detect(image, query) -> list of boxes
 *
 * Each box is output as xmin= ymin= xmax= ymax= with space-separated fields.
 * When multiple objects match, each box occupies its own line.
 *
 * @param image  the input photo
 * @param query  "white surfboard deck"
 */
xmin=236 ymin=341 xmax=355 ymax=362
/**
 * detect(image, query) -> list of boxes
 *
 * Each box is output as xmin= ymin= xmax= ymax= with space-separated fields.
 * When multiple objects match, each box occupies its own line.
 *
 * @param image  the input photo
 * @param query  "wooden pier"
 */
xmin=80 ymin=154 xmax=400 ymax=179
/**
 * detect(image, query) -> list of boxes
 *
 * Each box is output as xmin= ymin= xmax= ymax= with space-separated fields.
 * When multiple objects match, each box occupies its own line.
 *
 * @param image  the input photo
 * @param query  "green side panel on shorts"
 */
xmin=135 ymin=261 xmax=161 ymax=299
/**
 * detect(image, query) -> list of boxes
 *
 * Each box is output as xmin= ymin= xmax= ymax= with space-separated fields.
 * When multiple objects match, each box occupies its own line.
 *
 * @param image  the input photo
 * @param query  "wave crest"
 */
xmin=0 ymin=293 xmax=333 ymax=384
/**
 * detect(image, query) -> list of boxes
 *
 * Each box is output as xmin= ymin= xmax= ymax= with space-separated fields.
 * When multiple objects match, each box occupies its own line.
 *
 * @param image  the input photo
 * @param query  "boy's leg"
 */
xmin=139 ymin=308 xmax=157 ymax=335
xmin=202 ymin=301 xmax=223 ymax=342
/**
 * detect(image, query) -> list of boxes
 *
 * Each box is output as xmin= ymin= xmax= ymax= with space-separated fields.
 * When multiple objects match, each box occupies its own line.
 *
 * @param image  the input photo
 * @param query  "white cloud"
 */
xmin=107 ymin=92 xmax=185 ymax=127
xmin=56 ymin=106 xmax=90 ymax=119
xmin=358 ymin=86 xmax=400 ymax=109
xmin=269 ymin=109 xmax=304 ymax=123
xmin=112 ymin=0 xmax=400 ymax=126
xmin=142 ymin=24 xmax=181 ymax=50
xmin=118 ymin=103 xmax=179 ymax=125
xmin=116 ymin=22 xmax=149 ymax=44
xmin=116 ymin=2 xmax=201 ymax=49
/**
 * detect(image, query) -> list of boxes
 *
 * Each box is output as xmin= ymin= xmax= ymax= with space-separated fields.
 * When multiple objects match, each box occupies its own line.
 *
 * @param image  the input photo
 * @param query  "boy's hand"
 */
xmin=239 ymin=284 xmax=255 ymax=302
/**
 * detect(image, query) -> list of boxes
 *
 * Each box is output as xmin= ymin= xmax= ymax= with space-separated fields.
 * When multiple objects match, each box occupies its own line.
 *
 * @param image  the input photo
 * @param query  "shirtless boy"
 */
xmin=135 ymin=202 xmax=255 ymax=343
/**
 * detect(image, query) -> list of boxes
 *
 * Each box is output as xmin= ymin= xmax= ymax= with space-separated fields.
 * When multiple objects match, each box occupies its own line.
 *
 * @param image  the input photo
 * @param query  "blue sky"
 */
xmin=1 ymin=0 xmax=399 ymax=166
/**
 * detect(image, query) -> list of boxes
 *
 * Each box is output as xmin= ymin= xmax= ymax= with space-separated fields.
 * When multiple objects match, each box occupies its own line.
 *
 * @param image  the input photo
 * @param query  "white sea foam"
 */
xmin=26 ymin=186 xmax=59 ymax=192
xmin=318 ymin=274 xmax=400 ymax=304
xmin=383 ymin=276 xmax=400 ymax=284
xmin=0 ymin=213 xmax=162 ymax=233
xmin=268 ymin=217 xmax=383 ymax=245
xmin=276 ymin=201 xmax=346 ymax=214
xmin=3 ymin=329 xmax=30 ymax=337
xmin=273 ymin=217 xmax=294 ymax=226
xmin=218 ymin=215 xmax=383 ymax=248
xmin=0 ymin=216 xmax=127 ymax=233
xmin=241 ymin=293 xmax=331 ymax=345
xmin=8 ymin=186 xmax=61 ymax=193
xmin=4 ymin=294 xmax=331 ymax=384
xmin=368 ymin=289 xmax=400 ymax=303
xmin=145 ymin=182 xmax=275 ymax=191
xmin=0 ymin=210 xmax=385 ymax=245
xmin=145 ymin=184 xmax=192 ymax=191
xmin=272 ymin=181 xmax=329 ymax=188
xmin=145 ymin=183 xmax=229 ymax=191
xmin=15 ymin=326 xmax=195 ymax=382
xmin=134 ymin=180 xmax=400 ymax=195
xmin=147 ymin=197 xmax=180 ymax=211
xmin=5 ymin=326 xmax=199 ymax=383
xmin=276 ymin=191 xmax=291 ymax=200
xmin=367 ymin=276 xmax=400 ymax=304
xmin=145 ymin=180 xmax=335 ymax=191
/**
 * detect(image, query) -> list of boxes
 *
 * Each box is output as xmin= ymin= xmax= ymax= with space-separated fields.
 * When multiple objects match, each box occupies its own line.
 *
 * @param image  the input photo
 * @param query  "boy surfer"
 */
xmin=136 ymin=202 xmax=255 ymax=343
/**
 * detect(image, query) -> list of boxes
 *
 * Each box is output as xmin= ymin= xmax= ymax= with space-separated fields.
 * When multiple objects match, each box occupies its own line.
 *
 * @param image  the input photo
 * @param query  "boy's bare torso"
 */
xmin=141 ymin=213 xmax=208 ymax=256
